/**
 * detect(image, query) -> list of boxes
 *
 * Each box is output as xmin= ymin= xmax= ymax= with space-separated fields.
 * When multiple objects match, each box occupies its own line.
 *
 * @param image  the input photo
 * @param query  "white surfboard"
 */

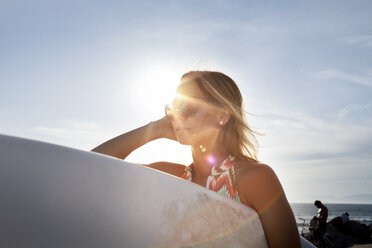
xmin=0 ymin=134 xmax=314 ymax=248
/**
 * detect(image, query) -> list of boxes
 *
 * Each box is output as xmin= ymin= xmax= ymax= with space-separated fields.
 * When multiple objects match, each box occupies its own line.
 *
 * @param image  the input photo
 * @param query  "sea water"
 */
xmin=290 ymin=203 xmax=372 ymax=232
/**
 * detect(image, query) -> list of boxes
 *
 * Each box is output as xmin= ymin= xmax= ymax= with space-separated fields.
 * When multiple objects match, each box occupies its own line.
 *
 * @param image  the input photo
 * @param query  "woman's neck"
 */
xmin=191 ymin=142 xmax=229 ymax=180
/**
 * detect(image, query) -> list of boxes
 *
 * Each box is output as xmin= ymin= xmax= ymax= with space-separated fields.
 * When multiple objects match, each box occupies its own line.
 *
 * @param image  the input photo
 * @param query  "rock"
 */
xmin=344 ymin=221 xmax=371 ymax=243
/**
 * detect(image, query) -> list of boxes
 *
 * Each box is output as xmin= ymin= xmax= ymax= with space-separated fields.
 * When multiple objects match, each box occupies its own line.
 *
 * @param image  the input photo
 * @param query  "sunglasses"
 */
xmin=165 ymin=101 xmax=196 ymax=121
xmin=165 ymin=97 xmax=213 ymax=121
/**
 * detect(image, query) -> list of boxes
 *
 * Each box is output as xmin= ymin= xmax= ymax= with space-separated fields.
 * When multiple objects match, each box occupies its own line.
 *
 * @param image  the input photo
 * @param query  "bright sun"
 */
xmin=134 ymin=63 xmax=183 ymax=116
xmin=126 ymin=62 xmax=193 ymax=165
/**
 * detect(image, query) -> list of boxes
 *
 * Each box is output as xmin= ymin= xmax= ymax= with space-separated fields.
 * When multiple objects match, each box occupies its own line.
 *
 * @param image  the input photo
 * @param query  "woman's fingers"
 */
xmin=154 ymin=116 xmax=177 ymax=141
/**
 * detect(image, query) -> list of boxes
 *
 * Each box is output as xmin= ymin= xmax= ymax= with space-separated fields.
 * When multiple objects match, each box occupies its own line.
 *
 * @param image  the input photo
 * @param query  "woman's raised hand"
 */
xmin=152 ymin=116 xmax=177 ymax=141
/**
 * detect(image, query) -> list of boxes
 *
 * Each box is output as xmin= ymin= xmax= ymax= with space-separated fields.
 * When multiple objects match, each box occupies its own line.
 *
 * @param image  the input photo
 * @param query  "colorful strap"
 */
xmin=180 ymin=155 xmax=240 ymax=202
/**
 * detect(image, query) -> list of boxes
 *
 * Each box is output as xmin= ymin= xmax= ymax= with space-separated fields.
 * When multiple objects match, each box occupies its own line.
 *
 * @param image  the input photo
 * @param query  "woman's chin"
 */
xmin=175 ymin=136 xmax=191 ymax=145
xmin=175 ymin=133 xmax=196 ymax=146
xmin=176 ymin=136 xmax=204 ymax=147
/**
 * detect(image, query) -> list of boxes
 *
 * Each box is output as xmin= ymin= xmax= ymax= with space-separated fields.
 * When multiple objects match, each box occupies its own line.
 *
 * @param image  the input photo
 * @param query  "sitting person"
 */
xmin=329 ymin=212 xmax=349 ymax=233
xmin=341 ymin=212 xmax=349 ymax=224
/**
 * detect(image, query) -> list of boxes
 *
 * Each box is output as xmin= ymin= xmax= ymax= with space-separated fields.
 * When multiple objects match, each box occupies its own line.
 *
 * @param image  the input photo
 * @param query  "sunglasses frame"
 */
xmin=165 ymin=97 xmax=214 ymax=121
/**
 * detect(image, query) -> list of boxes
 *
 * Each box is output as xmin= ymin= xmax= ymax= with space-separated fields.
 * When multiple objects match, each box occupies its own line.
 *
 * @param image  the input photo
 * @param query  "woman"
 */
xmin=92 ymin=71 xmax=301 ymax=247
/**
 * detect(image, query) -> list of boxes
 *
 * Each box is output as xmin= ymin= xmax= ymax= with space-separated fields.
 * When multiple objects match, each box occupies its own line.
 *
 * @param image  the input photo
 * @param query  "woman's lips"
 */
xmin=175 ymin=128 xmax=191 ymax=132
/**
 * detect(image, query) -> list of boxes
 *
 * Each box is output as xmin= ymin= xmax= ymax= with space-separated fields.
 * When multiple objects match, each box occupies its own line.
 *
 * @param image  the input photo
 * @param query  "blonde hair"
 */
xmin=181 ymin=71 xmax=259 ymax=161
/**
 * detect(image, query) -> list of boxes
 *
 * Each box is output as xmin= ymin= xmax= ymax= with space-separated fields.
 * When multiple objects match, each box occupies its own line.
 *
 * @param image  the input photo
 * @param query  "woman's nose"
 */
xmin=172 ymin=111 xmax=187 ymax=121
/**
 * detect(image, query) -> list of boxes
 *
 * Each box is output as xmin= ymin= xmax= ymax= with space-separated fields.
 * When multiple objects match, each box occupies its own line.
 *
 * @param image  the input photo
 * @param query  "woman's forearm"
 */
xmin=91 ymin=122 xmax=161 ymax=159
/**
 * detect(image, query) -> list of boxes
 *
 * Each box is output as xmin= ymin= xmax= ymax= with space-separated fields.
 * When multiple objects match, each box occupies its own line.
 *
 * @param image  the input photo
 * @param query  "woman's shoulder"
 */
xmin=234 ymin=158 xmax=275 ymax=179
xmin=234 ymin=159 xmax=282 ymax=206
xmin=145 ymin=161 xmax=186 ymax=177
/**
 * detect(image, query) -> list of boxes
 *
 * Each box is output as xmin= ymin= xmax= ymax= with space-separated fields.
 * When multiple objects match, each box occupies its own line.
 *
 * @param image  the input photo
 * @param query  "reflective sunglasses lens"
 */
xmin=165 ymin=104 xmax=174 ymax=120
xmin=165 ymin=102 xmax=197 ymax=120
xmin=180 ymin=102 xmax=196 ymax=118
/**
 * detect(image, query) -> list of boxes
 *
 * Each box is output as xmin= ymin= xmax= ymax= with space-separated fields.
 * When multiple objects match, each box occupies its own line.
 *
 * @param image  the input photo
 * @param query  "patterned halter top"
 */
xmin=180 ymin=155 xmax=241 ymax=202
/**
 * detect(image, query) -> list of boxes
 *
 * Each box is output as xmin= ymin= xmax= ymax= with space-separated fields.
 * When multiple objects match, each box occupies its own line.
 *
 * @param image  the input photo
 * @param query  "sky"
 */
xmin=1 ymin=0 xmax=372 ymax=203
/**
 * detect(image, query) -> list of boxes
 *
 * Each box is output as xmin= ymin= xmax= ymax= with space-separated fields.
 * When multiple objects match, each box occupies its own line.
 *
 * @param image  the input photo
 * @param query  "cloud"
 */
xmin=314 ymin=69 xmax=372 ymax=87
xmin=342 ymin=35 xmax=372 ymax=47
xmin=34 ymin=119 xmax=101 ymax=138
xmin=33 ymin=119 xmax=110 ymax=150
xmin=272 ymin=119 xmax=305 ymax=129
xmin=333 ymin=103 xmax=372 ymax=119
xmin=250 ymin=103 xmax=372 ymax=165
xmin=257 ymin=106 xmax=372 ymax=202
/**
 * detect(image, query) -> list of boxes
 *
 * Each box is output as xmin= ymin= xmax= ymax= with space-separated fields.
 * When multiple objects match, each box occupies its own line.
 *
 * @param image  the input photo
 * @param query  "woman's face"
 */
xmin=167 ymin=79 xmax=223 ymax=146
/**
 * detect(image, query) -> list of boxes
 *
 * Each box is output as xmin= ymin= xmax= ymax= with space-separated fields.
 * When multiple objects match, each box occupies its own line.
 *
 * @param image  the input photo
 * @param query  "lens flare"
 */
xmin=207 ymin=155 xmax=216 ymax=166
xmin=199 ymin=145 xmax=207 ymax=153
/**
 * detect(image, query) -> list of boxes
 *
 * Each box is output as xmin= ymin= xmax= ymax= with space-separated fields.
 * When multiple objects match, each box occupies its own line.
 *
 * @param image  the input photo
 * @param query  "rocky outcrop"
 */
xmin=323 ymin=221 xmax=372 ymax=248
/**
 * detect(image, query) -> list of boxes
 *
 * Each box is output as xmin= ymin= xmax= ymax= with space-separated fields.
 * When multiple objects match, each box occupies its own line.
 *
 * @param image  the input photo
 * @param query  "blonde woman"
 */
xmin=92 ymin=71 xmax=301 ymax=247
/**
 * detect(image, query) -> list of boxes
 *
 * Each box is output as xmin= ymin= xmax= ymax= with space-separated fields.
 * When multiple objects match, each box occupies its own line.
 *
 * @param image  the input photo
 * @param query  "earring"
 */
xmin=219 ymin=120 xmax=224 ymax=125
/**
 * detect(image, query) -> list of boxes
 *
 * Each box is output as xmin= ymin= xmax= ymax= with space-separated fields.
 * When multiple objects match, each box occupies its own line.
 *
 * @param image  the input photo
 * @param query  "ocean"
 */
xmin=290 ymin=203 xmax=372 ymax=232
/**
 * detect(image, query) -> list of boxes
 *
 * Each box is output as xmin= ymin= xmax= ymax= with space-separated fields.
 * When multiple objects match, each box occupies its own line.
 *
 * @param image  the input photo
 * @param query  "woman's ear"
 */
xmin=218 ymin=109 xmax=231 ymax=126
